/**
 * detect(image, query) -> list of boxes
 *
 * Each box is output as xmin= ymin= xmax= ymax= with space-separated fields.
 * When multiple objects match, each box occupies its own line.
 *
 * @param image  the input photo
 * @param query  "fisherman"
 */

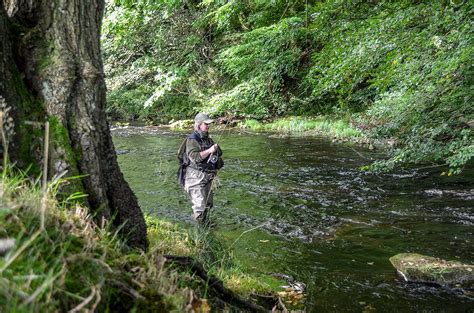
xmin=183 ymin=113 xmax=223 ymax=225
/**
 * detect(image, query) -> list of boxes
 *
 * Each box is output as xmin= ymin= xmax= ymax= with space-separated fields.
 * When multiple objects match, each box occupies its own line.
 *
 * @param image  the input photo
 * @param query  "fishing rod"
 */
xmin=207 ymin=116 xmax=232 ymax=168
xmin=214 ymin=117 xmax=233 ymax=143
xmin=203 ymin=117 xmax=233 ymax=226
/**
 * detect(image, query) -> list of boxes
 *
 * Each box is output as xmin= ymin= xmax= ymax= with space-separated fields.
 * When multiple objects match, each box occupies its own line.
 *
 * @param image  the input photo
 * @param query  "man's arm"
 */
xmin=200 ymin=144 xmax=218 ymax=159
xmin=187 ymin=139 xmax=218 ymax=163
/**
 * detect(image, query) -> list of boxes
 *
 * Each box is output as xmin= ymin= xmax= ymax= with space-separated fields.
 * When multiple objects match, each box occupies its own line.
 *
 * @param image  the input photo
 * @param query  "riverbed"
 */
xmin=112 ymin=126 xmax=473 ymax=312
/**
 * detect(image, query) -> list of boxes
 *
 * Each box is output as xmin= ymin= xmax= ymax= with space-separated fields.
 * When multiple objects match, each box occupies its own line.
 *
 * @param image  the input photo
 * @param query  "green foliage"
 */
xmin=207 ymin=17 xmax=308 ymax=118
xmin=345 ymin=2 xmax=474 ymax=173
xmin=242 ymin=119 xmax=263 ymax=130
xmin=103 ymin=0 xmax=210 ymax=120
xmin=102 ymin=0 xmax=473 ymax=172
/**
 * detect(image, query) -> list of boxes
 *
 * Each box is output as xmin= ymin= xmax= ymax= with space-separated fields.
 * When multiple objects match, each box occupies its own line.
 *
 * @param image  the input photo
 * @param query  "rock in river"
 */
xmin=389 ymin=253 xmax=474 ymax=288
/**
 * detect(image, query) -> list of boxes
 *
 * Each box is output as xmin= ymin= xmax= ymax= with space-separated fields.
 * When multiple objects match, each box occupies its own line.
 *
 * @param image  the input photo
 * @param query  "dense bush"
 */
xmin=102 ymin=0 xmax=211 ymax=121
xmin=102 ymin=0 xmax=473 ymax=173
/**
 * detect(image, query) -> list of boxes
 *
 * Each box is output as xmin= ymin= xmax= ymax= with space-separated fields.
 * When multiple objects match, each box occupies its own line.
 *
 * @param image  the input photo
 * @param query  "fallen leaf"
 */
xmin=278 ymin=291 xmax=288 ymax=297
xmin=294 ymin=294 xmax=304 ymax=300
xmin=193 ymin=298 xmax=211 ymax=313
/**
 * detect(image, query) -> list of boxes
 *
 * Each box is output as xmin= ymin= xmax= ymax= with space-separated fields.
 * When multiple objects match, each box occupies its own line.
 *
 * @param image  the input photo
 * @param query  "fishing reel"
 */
xmin=207 ymin=154 xmax=218 ymax=164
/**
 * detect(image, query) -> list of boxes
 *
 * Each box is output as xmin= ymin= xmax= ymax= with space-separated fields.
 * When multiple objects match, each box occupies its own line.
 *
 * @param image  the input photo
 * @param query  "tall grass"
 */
xmin=146 ymin=215 xmax=278 ymax=297
xmin=0 ymin=171 xmax=194 ymax=311
xmin=0 ymin=171 xmax=280 ymax=311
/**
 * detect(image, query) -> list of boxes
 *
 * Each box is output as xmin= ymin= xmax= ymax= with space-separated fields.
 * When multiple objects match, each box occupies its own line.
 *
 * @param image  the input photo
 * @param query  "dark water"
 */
xmin=113 ymin=127 xmax=474 ymax=312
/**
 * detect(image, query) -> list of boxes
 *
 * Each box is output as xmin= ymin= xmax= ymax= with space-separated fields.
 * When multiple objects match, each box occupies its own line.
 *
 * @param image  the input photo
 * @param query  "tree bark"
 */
xmin=0 ymin=0 xmax=147 ymax=250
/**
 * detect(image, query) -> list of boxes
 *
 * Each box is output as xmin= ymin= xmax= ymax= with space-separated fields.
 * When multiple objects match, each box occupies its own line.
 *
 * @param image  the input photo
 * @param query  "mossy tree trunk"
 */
xmin=0 ymin=1 xmax=147 ymax=250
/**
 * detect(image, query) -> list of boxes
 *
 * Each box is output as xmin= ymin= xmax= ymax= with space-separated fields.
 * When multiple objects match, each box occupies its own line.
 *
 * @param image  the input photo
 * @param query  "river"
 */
xmin=112 ymin=126 xmax=473 ymax=312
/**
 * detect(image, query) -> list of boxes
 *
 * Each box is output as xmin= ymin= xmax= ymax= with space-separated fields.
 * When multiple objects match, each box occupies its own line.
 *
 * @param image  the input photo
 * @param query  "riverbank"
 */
xmin=0 ymin=170 xmax=289 ymax=311
xmin=151 ymin=115 xmax=368 ymax=142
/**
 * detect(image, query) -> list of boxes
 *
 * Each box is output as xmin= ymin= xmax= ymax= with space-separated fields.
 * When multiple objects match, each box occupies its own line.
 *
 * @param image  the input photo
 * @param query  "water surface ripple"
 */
xmin=113 ymin=127 xmax=474 ymax=311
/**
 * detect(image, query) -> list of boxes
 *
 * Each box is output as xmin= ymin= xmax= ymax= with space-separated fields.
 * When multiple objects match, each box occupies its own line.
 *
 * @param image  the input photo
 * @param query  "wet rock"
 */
xmin=116 ymin=149 xmax=129 ymax=155
xmin=389 ymin=253 xmax=474 ymax=288
xmin=271 ymin=273 xmax=306 ymax=293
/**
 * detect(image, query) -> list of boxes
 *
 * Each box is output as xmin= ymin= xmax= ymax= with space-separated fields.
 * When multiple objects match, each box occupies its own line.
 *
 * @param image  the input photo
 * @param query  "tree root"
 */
xmin=163 ymin=255 xmax=269 ymax=312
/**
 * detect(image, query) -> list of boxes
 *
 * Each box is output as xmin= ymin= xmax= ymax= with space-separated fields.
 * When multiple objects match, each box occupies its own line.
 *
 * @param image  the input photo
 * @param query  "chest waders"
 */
xmin=177 ymin=131 xmax=223 ymax=226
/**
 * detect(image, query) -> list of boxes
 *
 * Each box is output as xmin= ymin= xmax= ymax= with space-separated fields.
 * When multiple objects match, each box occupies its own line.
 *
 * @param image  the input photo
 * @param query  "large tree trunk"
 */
xmin=0 ymin=0 xmax=147 ymax=250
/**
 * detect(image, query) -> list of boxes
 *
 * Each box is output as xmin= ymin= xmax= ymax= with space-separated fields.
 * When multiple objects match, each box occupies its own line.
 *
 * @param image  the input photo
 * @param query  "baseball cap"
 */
xmin=194 ymin=113 xmax=214 ymax=124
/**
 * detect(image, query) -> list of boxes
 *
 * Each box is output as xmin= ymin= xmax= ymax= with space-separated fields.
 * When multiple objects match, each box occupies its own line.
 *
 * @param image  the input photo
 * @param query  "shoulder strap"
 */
xmin=188 ymin=131 xmax=202 ymax=143
xmin=178 ymin=132 xmax=202 ymax=162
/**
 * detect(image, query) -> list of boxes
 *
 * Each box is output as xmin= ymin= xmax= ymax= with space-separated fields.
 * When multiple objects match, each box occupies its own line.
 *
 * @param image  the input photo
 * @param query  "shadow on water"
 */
xmin=112 ymin=126 xmax=474 ymax=312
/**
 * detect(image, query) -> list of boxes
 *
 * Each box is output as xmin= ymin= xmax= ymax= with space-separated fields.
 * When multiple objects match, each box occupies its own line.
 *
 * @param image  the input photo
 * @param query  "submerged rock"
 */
xmin=115 ymin=149 xmax=129 ymax=155
xmin=389 ymin=253 xmax=474 ymax=288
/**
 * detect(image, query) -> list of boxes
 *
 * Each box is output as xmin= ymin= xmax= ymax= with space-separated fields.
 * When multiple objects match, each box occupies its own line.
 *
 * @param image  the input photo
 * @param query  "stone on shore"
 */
xmin=168 ymin=119 xmax=193 ymax=129
xmin=389 ymin=253 xmax=474 ymax=287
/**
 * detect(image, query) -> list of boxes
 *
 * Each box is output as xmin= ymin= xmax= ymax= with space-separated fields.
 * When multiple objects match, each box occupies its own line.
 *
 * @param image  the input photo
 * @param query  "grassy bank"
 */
xmin=162 ymin=115 xmax=366 ymax=143
xmin=0 ymin=170 xmax=282 ymax=311
xmin=240 ymin=116 xmax=363 ymax=140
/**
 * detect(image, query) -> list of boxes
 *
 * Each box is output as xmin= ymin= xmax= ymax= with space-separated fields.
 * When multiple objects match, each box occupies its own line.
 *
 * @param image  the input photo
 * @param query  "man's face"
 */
xmin=199 ymin=122 xmax=210 ymax=132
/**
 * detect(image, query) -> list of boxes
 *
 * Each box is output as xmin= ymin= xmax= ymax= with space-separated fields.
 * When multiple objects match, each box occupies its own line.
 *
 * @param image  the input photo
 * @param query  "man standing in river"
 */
xmin=183 ymin=113 xmax=223 ymax=226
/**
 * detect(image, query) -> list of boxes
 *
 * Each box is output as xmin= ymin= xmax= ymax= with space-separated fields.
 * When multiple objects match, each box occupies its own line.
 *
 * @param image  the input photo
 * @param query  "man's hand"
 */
xmin=208 ymin=144 xmax=218 ymax=154
xmin=200 ymin=144 xmax=219 ymax=159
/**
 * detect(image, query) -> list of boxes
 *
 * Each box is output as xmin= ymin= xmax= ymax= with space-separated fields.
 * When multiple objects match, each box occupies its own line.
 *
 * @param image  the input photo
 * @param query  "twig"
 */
xmin=42 ymin=121 xmax=49 ymax=192
xmin=412 ymin=163 xmax=448 ymax=171
xmin=68 ymin=286 xmax=97 ymax=313
xmin=272 ymin=296 xmax=288 ymax=313
xmin=90 ymin=284 xmax=102 ymax=312
xmin=0 ymin=112 xmax=9 ymax=178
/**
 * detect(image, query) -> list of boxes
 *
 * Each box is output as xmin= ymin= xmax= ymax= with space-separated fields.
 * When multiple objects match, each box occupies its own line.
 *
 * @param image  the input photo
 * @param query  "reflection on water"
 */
xmin=113 ymin=126 xmax=474 ymax=311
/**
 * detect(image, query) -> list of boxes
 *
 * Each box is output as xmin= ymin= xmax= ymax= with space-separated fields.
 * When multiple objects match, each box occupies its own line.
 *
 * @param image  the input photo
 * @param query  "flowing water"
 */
xmin=112 ymin=126 xmax=474 ymax=312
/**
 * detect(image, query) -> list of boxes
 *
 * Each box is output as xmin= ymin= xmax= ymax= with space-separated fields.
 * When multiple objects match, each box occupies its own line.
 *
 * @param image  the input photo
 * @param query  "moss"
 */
xmin=135 ymin=290 xmax=172 ymax=312
xmin=241 ymin=119 xmax=264 ymax=130
xmin=389 ymin=253 xmax=474 ymax=287
xmin=48 ymin=116 xmax=84 ymax=195
xmin=37 ymin=43 xmax=62 ymax=74
xmin=7 ymin=54 xmax=44 ymax=173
